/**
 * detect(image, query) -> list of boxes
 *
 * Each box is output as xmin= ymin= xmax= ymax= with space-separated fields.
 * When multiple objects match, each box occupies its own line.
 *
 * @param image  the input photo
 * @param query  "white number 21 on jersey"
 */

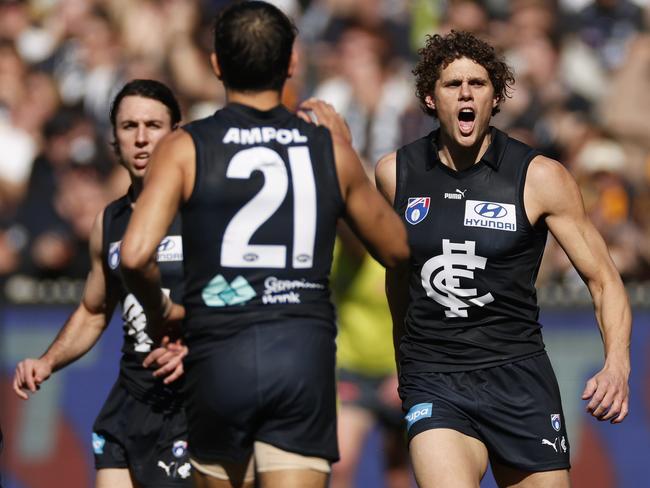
xmin=220 ymin=146 xmax=317 ymax=269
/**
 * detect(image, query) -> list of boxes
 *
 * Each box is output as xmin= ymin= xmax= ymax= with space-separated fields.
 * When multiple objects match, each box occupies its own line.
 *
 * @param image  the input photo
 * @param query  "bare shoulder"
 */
xmin=88 ymin=208 xmax=105 ymax=257
xmin=375 ymin=152 xmax=398 ymax=204
xmin=526 ymin=155 xmax=583 ymax=217
xmin=156 ymin=128 xmax=195 ymax=157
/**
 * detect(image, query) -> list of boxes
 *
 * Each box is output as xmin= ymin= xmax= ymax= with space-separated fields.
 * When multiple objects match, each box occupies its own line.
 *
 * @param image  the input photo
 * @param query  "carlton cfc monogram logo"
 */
xmin=421 ymin=239 xmax=494 ymax=317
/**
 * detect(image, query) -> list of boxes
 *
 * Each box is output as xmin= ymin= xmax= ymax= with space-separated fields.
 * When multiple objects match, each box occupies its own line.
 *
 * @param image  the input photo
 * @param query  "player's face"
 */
xmin=427 ymin=57 xmax=497 ymax=148
xmin=114 ymin=96 xmax=174 ymax=180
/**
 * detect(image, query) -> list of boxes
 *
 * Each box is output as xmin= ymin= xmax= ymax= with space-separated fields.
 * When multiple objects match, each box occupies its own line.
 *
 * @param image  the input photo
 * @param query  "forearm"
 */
xmin=41 ymin=306 xmax=107 ymax=372
xmin=589 ymin=275 xmax=632 ymax=368
xmin=121 ymin=257 xmax=170 ymax=332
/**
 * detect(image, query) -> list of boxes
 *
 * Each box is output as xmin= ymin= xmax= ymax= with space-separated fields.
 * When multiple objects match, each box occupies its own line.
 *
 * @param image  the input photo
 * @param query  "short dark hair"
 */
xmin=413 ymin=31 xmax=514 ymax=117
xmin=109 ymin=79 xmax=181 ymax=132
xmin=212 ymin=1 xmax=297 ymax=92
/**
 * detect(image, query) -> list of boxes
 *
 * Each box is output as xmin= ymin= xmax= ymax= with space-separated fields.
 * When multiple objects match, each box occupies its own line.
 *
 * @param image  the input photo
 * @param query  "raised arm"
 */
xmin=299 ymin=99 xmax=409 ymax=269
xmin=119 ymin=130 xmax=194 ymax=336
xmin=525 ymin=155 xmax=631 ymax=423
xmin=375 ymin=152 xmax=410 ymax=370
xmin=13 ymin=210 xmax=118 ymax=399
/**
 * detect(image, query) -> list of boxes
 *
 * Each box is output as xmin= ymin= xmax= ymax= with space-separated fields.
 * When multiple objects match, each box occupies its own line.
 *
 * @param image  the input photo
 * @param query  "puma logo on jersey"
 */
xmin=421 ymin=240 xmax=494 ymax=318
xmin=464 ymin=200 xmax=517 ymax=232
xmin=223 ymin=127 xmax=308 ymax=145
xmin=444 ymin=189 xmax=467 ymax=200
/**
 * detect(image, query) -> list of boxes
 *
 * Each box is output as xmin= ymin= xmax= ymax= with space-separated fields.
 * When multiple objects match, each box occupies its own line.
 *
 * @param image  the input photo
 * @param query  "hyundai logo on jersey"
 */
xmin=405 ymin=402 xmax=433 ymax=430
xmin=405 ymin=197 xmax=430 ymax=225
xmin=464 ymin=200 xmax=517 ymax=232
xmin=474 ymin=202 xmax=507 ymax=218
xmin=551 ymin=413 xmax=562 ymax=432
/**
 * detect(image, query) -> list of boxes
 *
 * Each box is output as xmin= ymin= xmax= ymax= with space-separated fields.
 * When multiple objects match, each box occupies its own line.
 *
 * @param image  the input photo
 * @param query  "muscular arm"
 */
xmin=299 ymin=100 xmax=409 ymax=268
xmin=525 ymin=156 xmax=631 ymax=423
xmin=376 ymin=152 xmax=410 ymax=371
xmin=13 ymin=211 xmax=118 ymax=398
xmin=120 ymin=130 xmax=194 ymax=336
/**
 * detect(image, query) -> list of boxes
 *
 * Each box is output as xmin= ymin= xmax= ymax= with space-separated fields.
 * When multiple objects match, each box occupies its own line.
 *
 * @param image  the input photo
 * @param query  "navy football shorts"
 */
xmin=400 ymin=353 xmax=571 ymax=472
xmin=93 ymin=381 xmax=192 ymax=487
xmin=184 ymin=319 xmax=339 ymax=464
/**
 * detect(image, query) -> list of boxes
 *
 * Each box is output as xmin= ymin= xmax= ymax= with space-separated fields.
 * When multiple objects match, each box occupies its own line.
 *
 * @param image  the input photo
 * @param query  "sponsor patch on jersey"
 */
xmin=108 ymin=241 xmax=121 ymax=269
xmin=202 ymin=274 xmax=256 ymax=307
xmin=551 ymin=413 xmax=562 ymax=432
xmin=405 ymin=402 xmax=433 ymax=430
xmin=463 ymin=200 xmax=517 ymax=232
xmin=92 ymin=432 xmax=106 ymax=455
xmin=405 ymin=197 xmax=430 ymax=225
xmin=156 ymin=235 xmax=183 ymax=262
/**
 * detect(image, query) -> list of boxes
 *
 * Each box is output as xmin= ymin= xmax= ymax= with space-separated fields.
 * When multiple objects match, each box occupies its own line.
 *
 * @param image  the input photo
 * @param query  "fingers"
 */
xmin=583 ymin=373 xmax=629 ymax=422
xmin=162 ymin=363 xmax=184 ymax=384
xmin=143 ymin=348 xmax=167 ymax=368
xmin=13 ymin=360 xmax=46 ymax=399
xmin=13 ymin=364 xmax=29 ymax=400
xmin=581 ymin=378 xmax=597 ymax=400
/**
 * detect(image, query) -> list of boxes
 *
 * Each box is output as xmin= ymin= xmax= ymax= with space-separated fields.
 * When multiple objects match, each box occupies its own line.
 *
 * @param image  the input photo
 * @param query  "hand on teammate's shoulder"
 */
xmin=297 ymin=98 xmax=352 ymax=145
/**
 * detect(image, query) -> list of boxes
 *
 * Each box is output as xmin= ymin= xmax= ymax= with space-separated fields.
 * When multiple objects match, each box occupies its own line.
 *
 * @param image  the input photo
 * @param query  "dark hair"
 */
xmin=413 ymin=31 xmax=514 ymax=117
xmin=109 ymin=79 xmax=181 ymax=132
xmin=212 ymin=1 xmax=297 ymax=92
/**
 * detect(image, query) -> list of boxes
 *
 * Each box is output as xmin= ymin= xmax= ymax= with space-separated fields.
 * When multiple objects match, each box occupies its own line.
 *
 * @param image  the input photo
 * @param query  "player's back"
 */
xmin=181 ymin=103 xmax=344 ymax=350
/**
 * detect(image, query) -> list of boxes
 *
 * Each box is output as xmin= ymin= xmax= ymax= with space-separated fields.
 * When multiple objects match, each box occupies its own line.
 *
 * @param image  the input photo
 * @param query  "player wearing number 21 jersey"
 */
xmin=119 ymin=3 xmax=409 ymax=487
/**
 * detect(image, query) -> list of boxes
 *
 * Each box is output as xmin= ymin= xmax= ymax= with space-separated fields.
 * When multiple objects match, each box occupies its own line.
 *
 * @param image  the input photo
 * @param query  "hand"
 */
xmin=13 ymin=358 xmax=53 ymax=400
xmin=581 ymin=363 xmax=629 ymax=423
xmin=297 ymin=98 xmax=352 ymax=144
xmin=149 ymin=296 xmax=185 ymax=345
xmin=143 ymin=336 xmax=188 ymax=384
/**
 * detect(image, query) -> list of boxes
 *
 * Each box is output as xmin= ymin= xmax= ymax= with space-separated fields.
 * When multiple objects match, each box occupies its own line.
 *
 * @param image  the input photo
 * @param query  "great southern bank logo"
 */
xmin=405 ymin=402 xmax=433 ymax=430
xmin=464 ymin=200 xmax=517 ymax=232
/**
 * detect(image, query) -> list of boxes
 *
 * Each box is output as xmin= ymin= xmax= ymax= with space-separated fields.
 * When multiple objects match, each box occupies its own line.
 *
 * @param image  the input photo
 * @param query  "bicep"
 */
xmin=81 ymin=211 xmax=116 ymax=320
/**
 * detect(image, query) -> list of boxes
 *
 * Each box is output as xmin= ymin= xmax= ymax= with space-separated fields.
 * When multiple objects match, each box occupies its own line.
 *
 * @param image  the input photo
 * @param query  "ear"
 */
xmin=287 ymin=48 xmax=298 ymax=79
xmin=425 ymin=95 xmax=436 ymax=111
xmin=210 ymin=53 xmax=222 ymax=79
xmin=492 ymin=96 xmax=498 ymax=109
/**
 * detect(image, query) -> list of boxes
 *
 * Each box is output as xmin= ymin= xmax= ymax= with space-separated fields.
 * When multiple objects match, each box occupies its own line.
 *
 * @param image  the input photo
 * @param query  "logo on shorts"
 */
xmin=541 ymin=437 xmax=558 ymax=453
xmin=405 ymin=197 xmax=430 ymax=225
xmin=202 ymin=274 xmax=256 ymax=307
xmin=172 ymin=440 xmax=187 ymax=458
xmin=560 ymin=436 xmax=567 ymax=453
xmin=551 ymin=413 xmax=561 ymax=432
xmin=158 ymin=460 xmax=192 ymax=479
xmin=405 ymin=402 xmax=433 ymax=430
xmin=108 ymin=241 xmax=121 ymax=270
xmin=92 ymin=432 xmax=105 ymax=455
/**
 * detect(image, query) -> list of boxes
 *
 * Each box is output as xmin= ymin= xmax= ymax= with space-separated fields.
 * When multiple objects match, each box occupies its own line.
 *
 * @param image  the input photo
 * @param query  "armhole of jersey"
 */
xmin=321 ymin=127 xmax=345 ymax=215
xmin=518 ymin=148 xmax=543 ymax=232
xmin=181 ymin=126 xmax=201 ymax=209
xmin=393 ymin=148 xmax=406 ymax=211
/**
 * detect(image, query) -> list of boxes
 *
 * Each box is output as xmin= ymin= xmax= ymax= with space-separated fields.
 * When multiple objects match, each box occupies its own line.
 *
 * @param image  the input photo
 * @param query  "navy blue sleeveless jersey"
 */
xmin=103 ymin=189 xmax=185 ymax=402
xmin=181 ymin=103 xmax=344 ymax=352
xmin=395 ymin=128 xmax=547 ymax=373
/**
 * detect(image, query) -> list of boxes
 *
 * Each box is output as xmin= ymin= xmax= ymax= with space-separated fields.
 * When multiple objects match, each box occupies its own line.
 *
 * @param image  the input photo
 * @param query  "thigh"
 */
xmin=259 ymin=470 xmax=329 ymax=488
xmin=476 ymin=354 xmax=571 ymax=473
xmin=491 ymin=463 xmax=571 ymax=488
xmin=410 ymin=429 xmax=488 ymax=488
xmin=256 ymin=441 xmax=330 ymax=488
xmin=95 ymin=468 xmax=137 ymax=488
xmin=190 ymin=457 xmax=254 ymax=488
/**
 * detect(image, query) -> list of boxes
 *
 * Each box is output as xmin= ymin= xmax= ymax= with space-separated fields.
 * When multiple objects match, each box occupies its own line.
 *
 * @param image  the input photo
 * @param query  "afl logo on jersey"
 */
xmin=405 ymin=197 xmax=430 ymax=225
xmin=108 ymin=241 xmax=121 ymax=269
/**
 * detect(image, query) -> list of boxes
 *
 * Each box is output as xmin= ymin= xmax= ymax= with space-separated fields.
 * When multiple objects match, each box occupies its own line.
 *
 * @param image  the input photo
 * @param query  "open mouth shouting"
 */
xmin=458 ymin=107 xmax=476 ymax=136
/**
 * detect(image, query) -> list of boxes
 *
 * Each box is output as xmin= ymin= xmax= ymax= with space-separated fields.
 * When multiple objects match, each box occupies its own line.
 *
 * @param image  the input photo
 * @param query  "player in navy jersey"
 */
xmin=13 ymin=79 xmax=192 ymax=488
xmin=375 ymin=31 xmax=631 ymax=488
xmin=119 ymin=2 xmax=409 ymax=487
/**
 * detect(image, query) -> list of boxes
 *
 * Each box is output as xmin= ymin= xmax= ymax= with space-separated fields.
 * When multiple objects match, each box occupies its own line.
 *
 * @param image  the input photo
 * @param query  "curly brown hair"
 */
xmin=413 ymin=31 xmax=514 ymax=117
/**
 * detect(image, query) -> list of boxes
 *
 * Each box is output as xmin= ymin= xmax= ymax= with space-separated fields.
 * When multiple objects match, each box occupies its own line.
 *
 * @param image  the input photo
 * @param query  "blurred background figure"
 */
xmin=331 ymin=227 xmax=410 ymax=488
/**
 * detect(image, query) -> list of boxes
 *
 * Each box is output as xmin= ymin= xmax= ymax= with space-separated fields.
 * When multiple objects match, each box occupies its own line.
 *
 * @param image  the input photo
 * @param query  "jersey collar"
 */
xmin=224 ymin=102 xmax=292 ymax=122
xmin=427 ymin=126 xmax=508 ymax=171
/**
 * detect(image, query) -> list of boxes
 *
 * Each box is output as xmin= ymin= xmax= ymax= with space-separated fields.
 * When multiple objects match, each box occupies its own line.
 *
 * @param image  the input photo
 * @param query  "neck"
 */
xmin=226 ymin=89 xmax=283 ymax=111
xmin=437 ymin=130 xmax=492 ymax=172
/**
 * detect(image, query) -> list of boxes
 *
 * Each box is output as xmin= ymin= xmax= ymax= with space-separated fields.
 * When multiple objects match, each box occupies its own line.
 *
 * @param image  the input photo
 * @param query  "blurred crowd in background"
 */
xmin=0 ymin=0 xmax=648 ymax=304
